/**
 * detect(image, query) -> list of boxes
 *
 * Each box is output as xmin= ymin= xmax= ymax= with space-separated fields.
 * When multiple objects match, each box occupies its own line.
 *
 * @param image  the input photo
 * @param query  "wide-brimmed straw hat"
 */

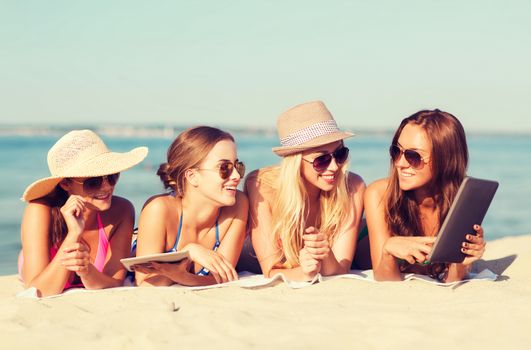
xmin=272 ymin=101 xmax=354 ymax=157
xmin=22 ymin=129 xmax=149 ymax=202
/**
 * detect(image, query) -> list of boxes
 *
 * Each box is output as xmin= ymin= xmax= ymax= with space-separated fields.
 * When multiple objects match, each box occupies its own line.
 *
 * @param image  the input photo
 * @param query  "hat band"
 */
xmin=280 ymin=120 xmax=339 ymax=147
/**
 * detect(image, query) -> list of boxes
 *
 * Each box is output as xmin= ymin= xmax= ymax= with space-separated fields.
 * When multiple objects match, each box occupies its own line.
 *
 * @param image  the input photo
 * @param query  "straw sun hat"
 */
xmin=22 ymin=129 xmax=148 ymax=202
xmin=272 ymin=101 xmax=354 ymax=157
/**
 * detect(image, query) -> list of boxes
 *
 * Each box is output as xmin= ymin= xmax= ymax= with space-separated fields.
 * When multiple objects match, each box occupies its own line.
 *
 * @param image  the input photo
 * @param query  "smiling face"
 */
xmin=300 ymin=141 xmax=345 ymax=194
xmin=193 ymin=139 xmax=241 ymax=207
xmin=394 ymin=123 xmax=433 ymax=193
xmin=62 ymin=176 xmax=116 ymax=211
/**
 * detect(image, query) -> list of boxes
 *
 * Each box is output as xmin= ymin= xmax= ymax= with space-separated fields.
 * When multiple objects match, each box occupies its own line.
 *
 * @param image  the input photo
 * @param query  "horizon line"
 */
xmin=1 ymin=123 xmax=530 ymax=138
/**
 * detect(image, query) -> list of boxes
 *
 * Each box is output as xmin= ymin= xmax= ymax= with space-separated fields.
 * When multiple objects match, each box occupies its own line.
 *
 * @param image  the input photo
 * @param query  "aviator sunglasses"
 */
xmin=303 ymin=146 xmax=349 ymax=172
xmin=389 ymin=145 xmax=430 ymax=169
xmin=70 ymin=173 xmax=120 ymax=192
xmin=198 ymin=160 xmax=246 ymax=180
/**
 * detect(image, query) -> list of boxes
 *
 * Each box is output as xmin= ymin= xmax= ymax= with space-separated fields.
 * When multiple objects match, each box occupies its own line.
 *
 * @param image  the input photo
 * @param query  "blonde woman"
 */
xmin=134 ymin=126 xmax=248 ymax=286
xmin=19 ymin=130 xmax=148 ymax=297
xmin=245 ymin=101 xmax=365 ymax=281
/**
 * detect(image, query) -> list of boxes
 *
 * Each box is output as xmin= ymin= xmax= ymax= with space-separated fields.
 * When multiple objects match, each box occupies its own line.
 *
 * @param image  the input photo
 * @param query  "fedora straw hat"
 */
xmin=22 ymin=129 xmax=149 ymax=202
xmin=272 ymin=101 xmax=354 ymax=156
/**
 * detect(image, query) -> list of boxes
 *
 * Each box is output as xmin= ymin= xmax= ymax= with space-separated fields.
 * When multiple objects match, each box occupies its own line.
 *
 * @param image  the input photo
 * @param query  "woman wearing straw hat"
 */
xmin=19 ymin=130 xmax=148 ymax=297
xmin=365 ymin=109 xmax=486 ymax=282
xmin=244 ymin=101 xmax=365 ymax=281
xmin=133 ymin=126 xmax=248 ymax=286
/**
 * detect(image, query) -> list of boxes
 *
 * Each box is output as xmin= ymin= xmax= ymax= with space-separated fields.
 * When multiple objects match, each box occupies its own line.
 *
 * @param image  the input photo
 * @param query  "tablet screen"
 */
xmin=428 ymin=177 xmax=498 ymax=263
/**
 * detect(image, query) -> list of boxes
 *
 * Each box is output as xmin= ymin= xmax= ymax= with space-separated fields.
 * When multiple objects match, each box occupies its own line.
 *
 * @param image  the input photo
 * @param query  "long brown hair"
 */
xmin=386 ymin=109 xmax=468 ymax=236
xmin=157 ymin=126 xmax=235 ymax=197
xmin=36 ymin=186 xmax=69 ymax=248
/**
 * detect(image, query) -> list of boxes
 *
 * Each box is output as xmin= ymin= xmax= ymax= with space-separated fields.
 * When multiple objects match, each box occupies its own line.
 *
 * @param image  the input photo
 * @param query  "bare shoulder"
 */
xmin=244 ymin=169 xmax=260 ymax=192
xmin=140 ymin=193 xmax=175 ymax=218
xmin=99 ymin=197 xmax=135 ymax=231
xmin=110 ymin=195 xmax=134 ymax=213
xmin=365 ymin=178 xmax=389 ymax=201
xmin=244 ymin=167 xmax=277 ymax=202
xmin=223 ymin=190 xmax=249 ymax=214
xmin=347 ymin=171 xmax=366 ymax=192
xmin=235 ymin=190 xmax=249 ymax=210
xmin=23 ymin=200 xmax=52 ymax=226
xmin=25 ymin=199 xmax=53 ymax=214
xmin=245 ymin=168 xmax=260 ymax=181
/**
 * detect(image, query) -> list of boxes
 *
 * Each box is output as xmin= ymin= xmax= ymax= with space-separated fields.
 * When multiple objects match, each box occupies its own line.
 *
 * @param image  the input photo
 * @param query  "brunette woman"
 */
xmin=20 ymin=130 xmax=148 ymax=296
xmin=365 ymin=109 xmax=486 ymax=282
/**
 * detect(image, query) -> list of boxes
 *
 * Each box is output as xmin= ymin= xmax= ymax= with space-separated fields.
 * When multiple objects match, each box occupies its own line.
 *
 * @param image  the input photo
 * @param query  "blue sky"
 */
xmin=1 ymin=1 xmax=530 ymax=133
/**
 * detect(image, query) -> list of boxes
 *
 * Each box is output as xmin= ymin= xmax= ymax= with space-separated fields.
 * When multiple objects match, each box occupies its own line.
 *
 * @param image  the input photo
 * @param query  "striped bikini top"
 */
xmin=166 ymin=210 xmax=221 ymax=276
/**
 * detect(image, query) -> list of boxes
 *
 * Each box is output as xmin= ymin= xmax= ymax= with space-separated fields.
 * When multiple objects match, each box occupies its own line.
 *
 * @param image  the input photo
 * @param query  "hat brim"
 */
xmin=272 ymin=131 xmax=354 ymax=157
xmin=22 ymin=146 xmax=148 ymax=202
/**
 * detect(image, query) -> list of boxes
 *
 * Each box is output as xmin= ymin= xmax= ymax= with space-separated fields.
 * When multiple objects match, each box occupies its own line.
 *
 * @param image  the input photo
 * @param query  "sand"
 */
xmin=1 ymin=235 xmax=530 ymax=350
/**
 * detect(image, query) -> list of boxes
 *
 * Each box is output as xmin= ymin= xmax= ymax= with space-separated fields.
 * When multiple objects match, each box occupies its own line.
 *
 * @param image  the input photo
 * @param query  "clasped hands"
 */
xmin=299 ymin=226 xmax=331 ymax=279
xmin=58 ymin=195 xmax=92 ymax=277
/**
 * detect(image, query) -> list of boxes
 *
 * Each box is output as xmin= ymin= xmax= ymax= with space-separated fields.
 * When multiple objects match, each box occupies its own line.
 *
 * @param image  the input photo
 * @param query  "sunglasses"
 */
xmin=198 ymin=160 xmax=246 ymax=180
xmin=303 ymin=146 xmax=349 ymax=172
xmin=70 ymin=173 xmax=120 ymax=192
xmin=389 ymin=145 xmax=430 ymax=169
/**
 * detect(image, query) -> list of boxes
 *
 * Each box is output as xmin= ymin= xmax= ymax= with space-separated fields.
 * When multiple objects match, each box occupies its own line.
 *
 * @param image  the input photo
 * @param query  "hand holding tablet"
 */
xmin=120 ymin=251 xmax=189 ymax=272
xmin=427 ymin=177 xmax=498 ymax=263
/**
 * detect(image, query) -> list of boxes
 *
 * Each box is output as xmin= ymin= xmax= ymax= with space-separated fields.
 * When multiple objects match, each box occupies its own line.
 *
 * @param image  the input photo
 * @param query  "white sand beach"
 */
xmin=1 ymin=235 xmax=530 ymax=350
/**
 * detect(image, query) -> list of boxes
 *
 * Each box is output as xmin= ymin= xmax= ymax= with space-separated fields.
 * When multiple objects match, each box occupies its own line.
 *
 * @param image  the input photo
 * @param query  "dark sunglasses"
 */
xmin=303 ymin=146 xmax=349 ymax=172
xmin=389 ymin=145 xmax=430 ymax=169
xmin=198 ymin=160 xmax=245 ymax=180
xmin=70 ymin=173 xmax=120 ymax=192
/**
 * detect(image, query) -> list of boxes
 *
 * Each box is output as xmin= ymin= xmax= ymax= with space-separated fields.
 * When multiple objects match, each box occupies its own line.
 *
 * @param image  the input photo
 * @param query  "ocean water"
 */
xmin=1 ymin=131 xmax=529 ymax=275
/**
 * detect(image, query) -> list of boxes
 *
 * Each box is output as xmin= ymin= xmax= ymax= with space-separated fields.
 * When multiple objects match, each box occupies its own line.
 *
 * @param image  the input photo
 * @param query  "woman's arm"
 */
xmin=79 ymin=197 xmax=134 ymax=289
xmin=319 ymin=173 xmax=366 ymax=276
xmin=21 ymin=201 xmax=87 ymax=297
xmin=135 ymin=196 xmax=175 ymax=286
xmin=136 ymin=257 xmax=232 ymax=286
xmin=365 ymin=179 xmax=435 ymax=281
xmin=246 ymin=172 xmax=317 ymax=281
xmin=175 ymin=191 xmax=249 ymax=285
xmin=365 ymin=179 xmax=403 ymax=281
xmin=211 ymin=190 xmax=248 ymax=268
xmin=136 ymin=193 xmax=248 ymax=286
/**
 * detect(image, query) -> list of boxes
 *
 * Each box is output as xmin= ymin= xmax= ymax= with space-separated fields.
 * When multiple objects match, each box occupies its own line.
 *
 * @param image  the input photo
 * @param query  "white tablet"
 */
xmin=120 ymin=251 xmax=189 ymax=272
xmin=427 ymin=176 xmax=498 ymax=263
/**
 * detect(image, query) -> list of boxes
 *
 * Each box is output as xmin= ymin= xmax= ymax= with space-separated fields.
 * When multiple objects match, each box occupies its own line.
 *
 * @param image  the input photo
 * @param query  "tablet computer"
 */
xmin=427 ymin=176 xmax=499 ymax=263
xmin=120 ymin=251 xmax=189 ymax=272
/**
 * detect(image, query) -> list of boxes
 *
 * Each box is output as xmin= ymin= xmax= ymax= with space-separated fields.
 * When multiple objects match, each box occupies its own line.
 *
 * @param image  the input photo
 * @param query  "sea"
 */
xmin=1 ymin=127 xmax=530 ymax=275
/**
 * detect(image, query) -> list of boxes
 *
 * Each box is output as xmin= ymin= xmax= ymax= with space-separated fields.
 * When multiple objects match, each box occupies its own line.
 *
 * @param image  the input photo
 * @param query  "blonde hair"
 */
xmin=270 ymin=153 xmax=354 ymax=268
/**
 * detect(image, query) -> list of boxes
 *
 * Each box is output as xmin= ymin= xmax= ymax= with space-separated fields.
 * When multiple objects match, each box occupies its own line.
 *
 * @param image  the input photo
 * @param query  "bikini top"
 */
xmin=18 ymin=212 xmax=110 ymax=290
xmin=166 ymin=210 xmax=221 ymax=276
xmin=92 ymin=213 xmax=110 ymax=271
xmin=64 ymin=212 xmax=110 ymax=288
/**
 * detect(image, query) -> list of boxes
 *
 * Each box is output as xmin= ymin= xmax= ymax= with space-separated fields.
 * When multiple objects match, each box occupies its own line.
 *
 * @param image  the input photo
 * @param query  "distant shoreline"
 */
xmin=1 ymin=124 xmax=529 ymax=138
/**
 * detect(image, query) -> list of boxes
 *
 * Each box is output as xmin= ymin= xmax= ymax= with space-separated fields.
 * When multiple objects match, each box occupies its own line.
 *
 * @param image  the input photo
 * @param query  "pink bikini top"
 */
xmin=19 ymin=212 xmax=110 ymax=290
xmin=93 ymin=212 xmax=110 ymax=271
